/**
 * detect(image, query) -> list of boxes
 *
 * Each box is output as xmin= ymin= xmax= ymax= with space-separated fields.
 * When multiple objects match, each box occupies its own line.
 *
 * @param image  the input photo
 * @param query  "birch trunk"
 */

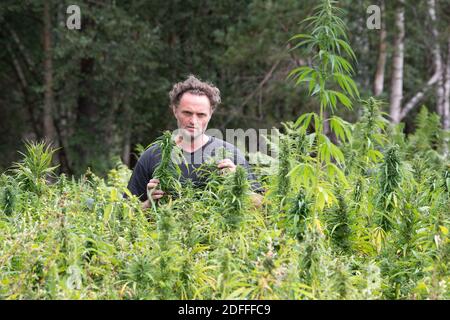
xmin=389 ymin=0 xmax=405 ymax=124
xmin=428 ymin=0 xmax=445 ymax=119
xmin=443 ymin=37 xmax=450 ymax=131
xmin=398 ymin=0 xmax=444 ymax=122
xmin=373 ymin=0 xmax=387 ymax=96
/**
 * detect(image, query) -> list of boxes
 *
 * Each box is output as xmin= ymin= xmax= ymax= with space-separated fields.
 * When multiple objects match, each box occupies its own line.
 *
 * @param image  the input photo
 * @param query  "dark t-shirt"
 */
xmin=127 ymin=136 xmax=263 ymax=202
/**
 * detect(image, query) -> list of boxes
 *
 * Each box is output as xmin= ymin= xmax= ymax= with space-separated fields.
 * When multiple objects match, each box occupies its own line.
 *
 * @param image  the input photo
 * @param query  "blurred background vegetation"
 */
xmin=1 ymin=0 xmax=449 ymax=176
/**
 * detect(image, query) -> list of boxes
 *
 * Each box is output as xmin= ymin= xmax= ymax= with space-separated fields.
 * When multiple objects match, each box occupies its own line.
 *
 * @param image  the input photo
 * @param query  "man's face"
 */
xmin=172 ymin=92 xmax=213 ymax=140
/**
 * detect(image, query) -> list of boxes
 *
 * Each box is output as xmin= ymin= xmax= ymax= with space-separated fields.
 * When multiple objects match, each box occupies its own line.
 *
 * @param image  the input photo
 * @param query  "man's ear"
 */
xmin=171 ymin=105 xmax=177 ymax=116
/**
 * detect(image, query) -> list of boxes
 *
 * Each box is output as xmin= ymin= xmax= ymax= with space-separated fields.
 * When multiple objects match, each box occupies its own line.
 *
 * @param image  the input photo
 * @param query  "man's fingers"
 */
xmin=147 ymin=179 xmax=160 ymax=190
xmin=147 ymin=178 xmax=164 ymax=201
xmin=147 ymin=183 xmax=157 ymax=189
xmin=217 ymin=159 xmax=236 ymax=173
xmin=217 ymin=159 xmax=234 ymax=168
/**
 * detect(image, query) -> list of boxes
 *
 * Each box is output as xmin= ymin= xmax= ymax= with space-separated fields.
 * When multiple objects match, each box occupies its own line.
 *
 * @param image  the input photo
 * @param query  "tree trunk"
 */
xmin=6 ymin=43 xmax=41 ymax=138
xmin=356 ymin=0 xmax=370 ymax=91
xmin=373 ymin=0 xmax=387 ymax=96
xmin=76 ymin=56 xmax=96 ymax=166
xmin=52 ymin=0 xmax=72 ymax=174
xmin=122 ymin=125 xmax=131 ymax=167
xmin=43 ymin=0 xmax=58 ymax=146
xmin=398 ymin=0 xmax=444 ymax=122
xmin=428 ymin=0 xmax=445 ymax=118
xmin=443 ymin=37 xmax=450 ymax=131
xmin=389 ymin=0 xmax=405 ymax=124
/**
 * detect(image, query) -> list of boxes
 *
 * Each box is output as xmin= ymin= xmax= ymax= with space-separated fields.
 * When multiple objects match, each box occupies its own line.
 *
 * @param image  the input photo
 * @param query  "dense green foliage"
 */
xmin=0 ymin=104 xmax=449 ymax=299
xmin=1 ymin=0 xmax=450 ymax=174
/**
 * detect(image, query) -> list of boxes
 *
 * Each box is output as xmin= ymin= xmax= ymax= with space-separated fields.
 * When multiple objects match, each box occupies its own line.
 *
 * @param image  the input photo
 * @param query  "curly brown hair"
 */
xmin=169 ymin=75 xmax=221 ymax=111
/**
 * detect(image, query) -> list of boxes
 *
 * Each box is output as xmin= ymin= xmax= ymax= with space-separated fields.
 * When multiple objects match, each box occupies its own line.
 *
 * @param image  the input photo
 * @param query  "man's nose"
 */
xmin=191 ymin=115 xmax=199 ymax=126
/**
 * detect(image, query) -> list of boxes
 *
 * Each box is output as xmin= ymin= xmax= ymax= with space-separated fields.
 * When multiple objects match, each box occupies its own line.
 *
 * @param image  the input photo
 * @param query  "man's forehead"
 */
xmin=178 ymin=94 xmax=211 ymax=111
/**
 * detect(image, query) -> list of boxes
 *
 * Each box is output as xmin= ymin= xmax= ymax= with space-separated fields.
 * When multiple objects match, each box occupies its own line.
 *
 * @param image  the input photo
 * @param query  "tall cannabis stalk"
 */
xmin=409 ymin=106 xmax=444 ymax=154
xmin=155 ymin=206 xmax=179 ymax=299
xmin=221 ymin=166 xmax=249 ymax=230
xmin=327 ymin=189 xmax=352 ymax=253
xmin=350 ymin=98 xmax=387 ymax=174
xmin=289 ymin=0 xmax=359 ymax=114
xmin=377 ymin=145 xmax=402 ymax=231
xmin=277 ymin=136 xmax=291 ymax=201
xmin=286 ymin=190 xmax=310 ymax=240
xmin=288 ymin=0 xmax=358 ymax=215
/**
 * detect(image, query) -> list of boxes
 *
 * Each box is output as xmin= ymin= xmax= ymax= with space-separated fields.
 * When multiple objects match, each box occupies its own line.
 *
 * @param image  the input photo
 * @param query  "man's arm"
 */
xmin=126 ymin=146 xmax=162 ymax=209
xmin=127 ymin=161 xmax=150 ymax=202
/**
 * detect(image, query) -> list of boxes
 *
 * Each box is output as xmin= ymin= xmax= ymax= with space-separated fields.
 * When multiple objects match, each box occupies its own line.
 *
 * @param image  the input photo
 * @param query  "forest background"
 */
xmin=1 ymin=0 xmax=450 ymax=176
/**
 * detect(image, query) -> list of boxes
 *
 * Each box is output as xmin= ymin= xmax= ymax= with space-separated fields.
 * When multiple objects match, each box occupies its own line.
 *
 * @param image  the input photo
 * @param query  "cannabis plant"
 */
xmin=11 ymin=141 xmax=59 ymax=195
xmin=149 ymin=131 xmax=184 ymax=203
xmin=377 ymin=145 xmax=402 ymax=231
xmin=288 ymin=0 xmax=357 ymax=216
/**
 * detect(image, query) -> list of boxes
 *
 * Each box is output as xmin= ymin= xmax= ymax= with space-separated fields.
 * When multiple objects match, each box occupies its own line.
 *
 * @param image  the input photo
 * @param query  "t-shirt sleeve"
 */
xmin=126 ymin=147 xmax=160 ymax=202
xmin=126 ymin=161 xmax=151 ymax=202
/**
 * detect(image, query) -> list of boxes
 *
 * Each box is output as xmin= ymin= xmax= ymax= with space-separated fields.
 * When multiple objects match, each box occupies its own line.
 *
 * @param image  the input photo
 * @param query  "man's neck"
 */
xmin=177 ymin=133 xmax=209 ymax=153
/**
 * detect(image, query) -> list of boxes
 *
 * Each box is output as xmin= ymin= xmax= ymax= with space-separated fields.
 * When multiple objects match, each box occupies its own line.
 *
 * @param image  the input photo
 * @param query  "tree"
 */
xmin=389 ymin=0 xmax=405 ymax=124
xmin=373 ymin=0 xmax=387 ymax=96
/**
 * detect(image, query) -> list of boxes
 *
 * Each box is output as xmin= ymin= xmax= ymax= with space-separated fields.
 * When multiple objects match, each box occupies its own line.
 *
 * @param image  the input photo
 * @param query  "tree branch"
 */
xmin=6 ymin=43 xmax=41 ymax=136
xmin=400 ymin=72 xmax=440 ymax=120
xmin=4 ymin=21 xmax=39 ymax=81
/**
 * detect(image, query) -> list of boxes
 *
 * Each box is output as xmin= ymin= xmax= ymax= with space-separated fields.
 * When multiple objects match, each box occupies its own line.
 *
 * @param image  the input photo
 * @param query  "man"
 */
xmin=127 ymin=75 xmax=264 ymax=209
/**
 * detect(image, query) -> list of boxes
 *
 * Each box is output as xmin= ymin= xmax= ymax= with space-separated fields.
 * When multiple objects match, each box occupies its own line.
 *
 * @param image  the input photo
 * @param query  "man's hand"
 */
xmin=217 ymin=158 xmax=236 ymax=174
xmin=147 ymin=178 xmax=165 ymax=200
xmin=142 ymin=178 xmax=165 ymax=210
